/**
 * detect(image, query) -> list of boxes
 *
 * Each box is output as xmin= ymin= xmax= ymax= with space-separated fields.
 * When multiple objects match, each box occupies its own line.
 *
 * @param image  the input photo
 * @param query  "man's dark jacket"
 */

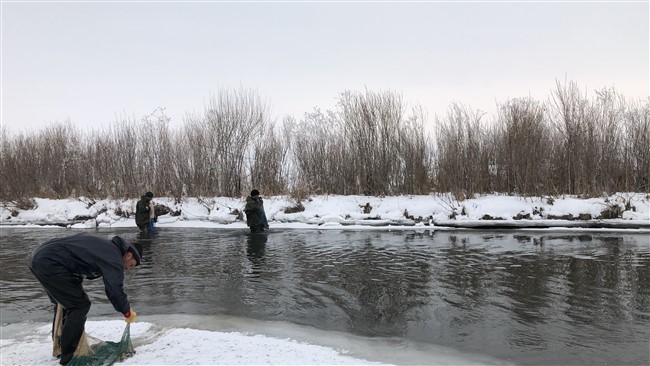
xmin=245 ymin=196 xmax=266 ymax=231
xmin=135 ymin=196 xmax=151 ymax=230
xmin=29 ymin=233 xmax=133 ymax=314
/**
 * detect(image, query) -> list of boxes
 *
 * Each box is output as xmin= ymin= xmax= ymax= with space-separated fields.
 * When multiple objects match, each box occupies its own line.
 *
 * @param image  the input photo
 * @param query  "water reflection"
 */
xmin=246 ymin=233 xmax=267 ymax=277
xmin=137 ymin=228 xmax=158 ymax=240
xmin=323 ymin=236 xmax=431 ymax=336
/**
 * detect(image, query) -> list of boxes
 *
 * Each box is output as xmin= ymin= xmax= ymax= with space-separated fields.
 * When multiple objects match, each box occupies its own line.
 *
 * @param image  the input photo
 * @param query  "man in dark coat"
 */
xmin=29 ymin=233 xmax=142 ymax=365
xmin=135 ymin=191 xmax=155 ymax=231
xmin=244 ymin=189 xmax=269 ymax=233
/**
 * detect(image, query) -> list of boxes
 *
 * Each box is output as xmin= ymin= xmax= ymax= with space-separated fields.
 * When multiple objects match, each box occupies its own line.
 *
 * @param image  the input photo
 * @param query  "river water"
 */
xmin=1 ymin=227 xmax=649 ymax=365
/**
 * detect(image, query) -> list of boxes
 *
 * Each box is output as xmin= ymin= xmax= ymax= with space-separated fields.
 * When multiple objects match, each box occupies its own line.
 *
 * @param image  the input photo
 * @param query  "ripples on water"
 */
xmin=1 ymin=227 xmax=649 ymax=365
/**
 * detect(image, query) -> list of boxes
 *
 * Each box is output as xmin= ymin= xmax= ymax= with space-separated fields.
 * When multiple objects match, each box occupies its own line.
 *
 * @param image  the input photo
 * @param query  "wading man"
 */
xmin=245 ymin=189 xmax=269 ymax=233
xmin=135 ymin=191 xmax=156 ymax=232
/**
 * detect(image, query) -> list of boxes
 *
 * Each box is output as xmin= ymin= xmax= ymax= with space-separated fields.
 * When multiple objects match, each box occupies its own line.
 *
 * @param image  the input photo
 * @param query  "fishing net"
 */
xmin=53 ymin=305 xmax=135 ymax=366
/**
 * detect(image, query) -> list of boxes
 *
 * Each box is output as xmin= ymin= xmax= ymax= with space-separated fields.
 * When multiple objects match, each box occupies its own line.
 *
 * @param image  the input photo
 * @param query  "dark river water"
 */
xmin=1 ymin=227 xmax=649 ymax=365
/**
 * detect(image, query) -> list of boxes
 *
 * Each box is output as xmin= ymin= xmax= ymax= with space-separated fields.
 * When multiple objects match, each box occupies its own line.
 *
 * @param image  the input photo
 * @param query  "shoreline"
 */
xmin=1 ymin=219 xmax=649 ymax=232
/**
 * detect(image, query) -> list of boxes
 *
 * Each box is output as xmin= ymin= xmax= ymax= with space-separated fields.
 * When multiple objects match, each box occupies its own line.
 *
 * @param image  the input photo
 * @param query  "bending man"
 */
xmin=29 ymin=233 xmax=141 ymax=365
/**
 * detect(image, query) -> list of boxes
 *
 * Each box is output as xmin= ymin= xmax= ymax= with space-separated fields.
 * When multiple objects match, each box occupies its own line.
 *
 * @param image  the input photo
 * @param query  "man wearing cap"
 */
xmin=29 ymin=233 xmax=142 ymax=365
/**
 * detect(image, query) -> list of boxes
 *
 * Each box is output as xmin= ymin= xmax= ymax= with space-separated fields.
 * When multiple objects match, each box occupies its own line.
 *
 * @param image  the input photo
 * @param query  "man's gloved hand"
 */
xmin=124 ymin=309 xmax=137 ymax=323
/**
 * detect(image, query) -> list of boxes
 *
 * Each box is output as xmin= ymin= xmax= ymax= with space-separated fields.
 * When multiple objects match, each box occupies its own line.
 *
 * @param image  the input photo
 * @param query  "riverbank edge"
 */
xmin=1 ymin=218 xmax=649 ymax=231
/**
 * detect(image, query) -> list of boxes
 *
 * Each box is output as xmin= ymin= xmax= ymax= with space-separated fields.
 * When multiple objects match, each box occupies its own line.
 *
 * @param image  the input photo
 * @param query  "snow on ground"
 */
xmin=0 ymin=317 xmax=509 ymax=366
xmin=1 ymin=193 xmax=648 ymax=229
xmin=0 ymin=320 xmax=388 ymax=366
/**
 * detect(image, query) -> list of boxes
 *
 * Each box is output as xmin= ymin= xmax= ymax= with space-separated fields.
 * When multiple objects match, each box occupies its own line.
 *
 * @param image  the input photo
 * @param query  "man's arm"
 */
xmin=101 ymin=264 xmax=131 ymax=314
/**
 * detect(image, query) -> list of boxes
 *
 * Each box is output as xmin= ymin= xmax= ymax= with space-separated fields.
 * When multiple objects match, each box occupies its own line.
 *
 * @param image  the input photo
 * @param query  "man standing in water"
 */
xmin=135 ymin=191 xmax=156 ymax=232
xmin=29 ymin=233 xmax=141 ymax=365
xmin=245 ymin=189 xmax=269 ymax=233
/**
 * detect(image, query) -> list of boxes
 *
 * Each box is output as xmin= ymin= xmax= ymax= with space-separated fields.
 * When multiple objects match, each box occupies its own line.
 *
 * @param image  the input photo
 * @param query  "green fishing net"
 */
xmin=66 ymin=323 xmax=135 ymax=366
xmin=52 ymin=304 xmax=136 ymax=366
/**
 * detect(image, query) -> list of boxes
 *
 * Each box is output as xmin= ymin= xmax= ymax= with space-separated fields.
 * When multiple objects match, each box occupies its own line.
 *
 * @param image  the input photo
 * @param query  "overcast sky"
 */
xmin=1 ymin=1 xmax=648 ymax=132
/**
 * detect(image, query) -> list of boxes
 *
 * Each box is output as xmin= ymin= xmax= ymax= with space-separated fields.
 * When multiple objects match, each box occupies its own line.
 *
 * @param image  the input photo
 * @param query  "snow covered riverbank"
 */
xmin=1 ymin=316 xmax=510 ymax=366
xmin=1 ymin=193 xmax=648 ymax=230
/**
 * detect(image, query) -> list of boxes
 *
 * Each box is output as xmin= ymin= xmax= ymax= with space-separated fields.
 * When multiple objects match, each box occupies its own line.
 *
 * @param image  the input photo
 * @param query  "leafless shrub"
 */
xmin=493 ymin=97 xmax=550 ymax=195
xmin=1 ymin=82 xmax=647 ymax=201
xmin=623 ymin=99 xmax=650 ymax=191
xmin=181 ymin=88 xmax=270 ymax=197
xmin=251 ymin=116 xmax=292 ymax=195
xmin=14 ymin=198 xmax=36 ymax=210
xmin=139 ymin=108 xmax=177 ymax=197
xmin=546 ymin=79 xmax=648 ymax=195
xmin=548 ymin=79 xmax=588 ymax=194
xmin=289 ymin=185 xmax=311 ymax=203
xmin=434 ymin=103 xmax=488 ymax=195
xmin=546 ymin=79 xmax=629 ymax=196
xmin=396 ymin=106 xmax=434 ymax=194
xmin=291 ymin=108 xmax=347 ymax=194
xmin=339 ymin=89 xmax=405 ymax=195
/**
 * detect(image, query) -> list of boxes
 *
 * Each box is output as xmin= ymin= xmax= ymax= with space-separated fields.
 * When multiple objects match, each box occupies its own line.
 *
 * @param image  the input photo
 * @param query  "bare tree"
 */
xmin=623 ymin=99 xmax=650 ymax=191
xmin=292 ymin=108 xmax=346 ymax=194
xmin=434 ymin=103 xmax=488 ymax=195
xmin=396 ymin=105 xmax=433 ymax=194
xmin=494 ymin=97 xmax=550 ymax=195
xmin=339 ymin=89 xmax=405 ymax=195
xmin=250 ymin=116 xmax=292 ymax=195
xmin=548 ymin=79 xmax=592 ymax=194
xmin=196 ymin=87 xmax=269 ymax=196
